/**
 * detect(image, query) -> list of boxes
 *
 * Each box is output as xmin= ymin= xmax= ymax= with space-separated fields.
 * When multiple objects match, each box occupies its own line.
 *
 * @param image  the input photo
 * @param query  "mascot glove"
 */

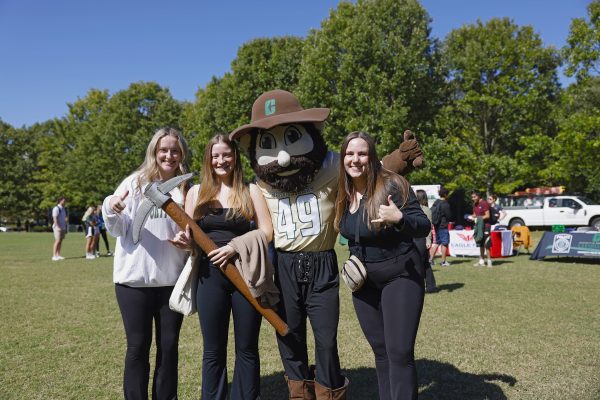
xmin=382 ymin=130 xmax=424 ymax=175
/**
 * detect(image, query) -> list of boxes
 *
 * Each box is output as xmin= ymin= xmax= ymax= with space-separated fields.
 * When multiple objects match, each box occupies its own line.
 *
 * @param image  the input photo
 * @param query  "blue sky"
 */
xmin=0 ymin=0 xmax=590 ymax=127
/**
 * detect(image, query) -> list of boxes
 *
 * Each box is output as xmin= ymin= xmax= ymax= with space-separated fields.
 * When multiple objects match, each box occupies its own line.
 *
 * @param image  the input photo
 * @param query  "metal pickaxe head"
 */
xmin=132 ymin=172 xmax=194 ymax=244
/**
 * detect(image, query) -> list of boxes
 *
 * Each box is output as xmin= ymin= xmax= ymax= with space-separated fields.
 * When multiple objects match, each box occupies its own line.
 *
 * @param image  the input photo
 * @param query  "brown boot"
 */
xmin=314 ymin=377 xmax=349 ymax=400
xmin=285 ymin=375 xmax=316 ymax=400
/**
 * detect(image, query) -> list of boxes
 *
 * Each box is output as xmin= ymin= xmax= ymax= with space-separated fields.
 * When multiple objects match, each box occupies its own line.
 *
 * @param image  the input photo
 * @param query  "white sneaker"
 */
xmin=441 ymin=261 xmax=450 ymax=267
xmin=487 ymin=260 xmax=493 ymax=268
xmin=52 ymin=256 xmax=60 ymax=261
xmin=473 ymin=259 xmax=485 ymax=267
xmin=86 ymin=253 xmax=95 ymax=260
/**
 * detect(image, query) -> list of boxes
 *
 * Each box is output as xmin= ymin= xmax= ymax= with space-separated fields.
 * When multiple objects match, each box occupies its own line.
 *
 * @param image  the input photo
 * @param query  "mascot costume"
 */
xmin=230 ymin=90 xmax=422 ymax=399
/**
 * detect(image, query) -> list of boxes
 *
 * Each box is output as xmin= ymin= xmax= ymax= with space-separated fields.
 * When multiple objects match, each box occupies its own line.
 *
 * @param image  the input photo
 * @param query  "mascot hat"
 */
xmin=230 ymin=90 xmax=330 ymax=140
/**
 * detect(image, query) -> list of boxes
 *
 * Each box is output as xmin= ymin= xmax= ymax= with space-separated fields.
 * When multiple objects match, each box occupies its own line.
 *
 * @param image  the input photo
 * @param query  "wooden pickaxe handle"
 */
xmin=162 ymin=199 xmax=289 ymax=336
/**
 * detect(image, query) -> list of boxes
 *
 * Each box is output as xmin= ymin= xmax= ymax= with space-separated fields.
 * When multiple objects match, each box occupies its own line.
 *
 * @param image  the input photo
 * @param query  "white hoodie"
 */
xmin=102 ymin=173 xmax=187 ymax=287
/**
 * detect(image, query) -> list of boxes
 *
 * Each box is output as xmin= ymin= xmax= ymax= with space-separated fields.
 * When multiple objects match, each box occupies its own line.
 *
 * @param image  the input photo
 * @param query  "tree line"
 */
xmin=1 ymin=0 xmax=598 ymax=224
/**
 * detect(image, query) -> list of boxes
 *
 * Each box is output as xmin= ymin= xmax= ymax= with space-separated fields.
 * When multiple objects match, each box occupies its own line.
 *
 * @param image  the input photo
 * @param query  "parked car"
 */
xmin=503 ymin=195 xmax=600 ymax=229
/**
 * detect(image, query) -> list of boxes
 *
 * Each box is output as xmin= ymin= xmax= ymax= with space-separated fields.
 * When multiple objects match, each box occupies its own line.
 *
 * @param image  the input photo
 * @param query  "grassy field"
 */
xmin=1 ymin=231 xmax=599 ymax=399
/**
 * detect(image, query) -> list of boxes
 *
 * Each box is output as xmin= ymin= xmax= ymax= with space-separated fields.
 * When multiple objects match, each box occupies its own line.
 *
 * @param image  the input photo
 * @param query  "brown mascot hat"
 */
xmin=229 ymin=90 xmax=330 ymax=140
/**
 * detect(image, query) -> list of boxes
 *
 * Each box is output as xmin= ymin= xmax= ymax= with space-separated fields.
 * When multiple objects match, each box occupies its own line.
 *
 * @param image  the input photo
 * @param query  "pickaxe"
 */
xmin=132 ymin=173 xmax=289 ymax=336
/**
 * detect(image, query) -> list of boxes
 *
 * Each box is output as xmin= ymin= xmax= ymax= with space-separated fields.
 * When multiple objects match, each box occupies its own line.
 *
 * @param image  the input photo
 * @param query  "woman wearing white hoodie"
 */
xmin=102 ymin=127 xmax=190 ymax=400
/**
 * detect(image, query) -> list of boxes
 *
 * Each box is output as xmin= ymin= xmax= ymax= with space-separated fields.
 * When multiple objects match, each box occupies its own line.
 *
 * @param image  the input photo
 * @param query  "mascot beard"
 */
xmin=247 ymin=123 xmax=328 ymax=193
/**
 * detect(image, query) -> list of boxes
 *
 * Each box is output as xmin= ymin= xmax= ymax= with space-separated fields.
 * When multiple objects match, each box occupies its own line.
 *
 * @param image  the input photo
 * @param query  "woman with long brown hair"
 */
xmin=334 ymin=131 xmax=430 ymax=400
xmin=170 ymin=134 xmax=274 ymax=400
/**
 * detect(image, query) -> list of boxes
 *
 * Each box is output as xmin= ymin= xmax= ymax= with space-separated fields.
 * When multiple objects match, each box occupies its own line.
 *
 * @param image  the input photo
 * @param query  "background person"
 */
xmin=82 ymin=206 xmax=98 ymax=260
xmin=468 ymin=190 xmax=492 ymax=267
xmin=51 ymin=196 xmax=68 ymax=261
xmin=102 ymin=127 xmax=190 ymax=400
xmin=416 ymin=190 xmax=439 ymax=294
xmin=170 ymin=134 xmax=275 ymax=400
xmin=335 ymin=131 xmax=430 ymax=400
xmin=95 ymin=205 xmax=112 ymax=256
xmin=488 ymin=194 xmax=506 ymax=226
xmin=429 ymin=187 xmax=452 ymax=267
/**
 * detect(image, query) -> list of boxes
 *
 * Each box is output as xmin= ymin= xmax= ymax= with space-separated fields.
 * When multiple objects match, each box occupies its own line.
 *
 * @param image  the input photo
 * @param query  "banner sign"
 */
xmin=530 ymin=232 xmax=600 ymax=260
xmin=449 ymin=230 xmax=480 ymax=257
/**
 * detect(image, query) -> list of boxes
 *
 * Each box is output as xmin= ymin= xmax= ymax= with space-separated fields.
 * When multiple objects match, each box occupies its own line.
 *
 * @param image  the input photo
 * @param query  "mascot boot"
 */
xmin=314 ymin=377 xmax=349 ymax=400
xmin=285 ymin=375 xmax=316 ymax=400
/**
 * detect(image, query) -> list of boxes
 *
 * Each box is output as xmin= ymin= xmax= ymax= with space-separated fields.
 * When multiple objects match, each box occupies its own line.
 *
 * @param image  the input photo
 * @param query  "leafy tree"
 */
xmin=547 ymin=78 xmax=600 ymax=200
xmin=563 ymin=0 xmax=600 ymax=82
xmin=184 ymin=37 xmax=305 ymax=173
xmin=0 ymin=121 xmax=43 ymax=222
xmin=437 ymin=17 xmax=561 ymax=194
xmin=34 ymin=83 xmax=183 ymax=212
xmin=297 ymin=0 xmax=445 ymax=153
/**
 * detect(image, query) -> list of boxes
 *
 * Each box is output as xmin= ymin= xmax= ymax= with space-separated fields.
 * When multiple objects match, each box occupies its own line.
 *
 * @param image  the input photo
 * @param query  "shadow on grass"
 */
xmin=258 ymin=359 xmax=516 ymax=399
xmin=436 ymin=283 xmax=464 ymax=293
xmin=418 ymin=358 xmax=517 ymax=400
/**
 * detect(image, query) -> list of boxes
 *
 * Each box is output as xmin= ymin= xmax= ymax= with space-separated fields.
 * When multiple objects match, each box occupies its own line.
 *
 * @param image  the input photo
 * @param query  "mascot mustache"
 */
xmin=253 ymin=155 xmax=322 ymax=193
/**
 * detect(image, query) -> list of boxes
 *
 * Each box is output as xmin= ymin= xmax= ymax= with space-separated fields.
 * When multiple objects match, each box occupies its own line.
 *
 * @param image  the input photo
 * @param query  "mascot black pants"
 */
xmin=274 ymin=249 xmax=345 ymax=389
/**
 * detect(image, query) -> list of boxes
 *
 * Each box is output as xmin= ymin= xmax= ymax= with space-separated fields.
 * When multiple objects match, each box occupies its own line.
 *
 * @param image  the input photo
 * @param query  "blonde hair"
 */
xmin=194 ymin=134 xmax=254 ymax=221
xmin=334 ymin=131 xmax=410 ymax=232
xmin=134 ymin=127 xmax=190 ymax=194
xmin=82 ymin=206 xmax=96 ymax=222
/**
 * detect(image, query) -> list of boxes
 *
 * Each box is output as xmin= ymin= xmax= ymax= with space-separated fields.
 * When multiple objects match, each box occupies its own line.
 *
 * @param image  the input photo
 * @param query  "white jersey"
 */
xmin=257 ymin=151 xmax=339 ymax=252
xmin=102 ymin=173 xmax=188 ymax=287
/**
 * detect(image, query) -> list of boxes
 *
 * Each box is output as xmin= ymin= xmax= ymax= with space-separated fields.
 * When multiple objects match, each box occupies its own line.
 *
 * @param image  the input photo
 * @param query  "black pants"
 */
xmin=96 ymin=227 xmax=110 ymax=252
xmin=115 ymin=284 xmax=183 ymax=400
xmin=196 ymin=260 xmax=262 ymax=400
xmin=414 ymin=237 xmax=437 ymax=291
xmin=352 ymin=252 xmax=425 ymax=400
xmin=275 ymin=250 xmax=344 ymax=389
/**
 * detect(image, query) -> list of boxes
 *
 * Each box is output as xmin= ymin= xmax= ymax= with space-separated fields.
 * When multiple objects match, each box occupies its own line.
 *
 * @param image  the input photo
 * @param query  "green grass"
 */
xmin=1 ymin=232 xmax=599 ymax=399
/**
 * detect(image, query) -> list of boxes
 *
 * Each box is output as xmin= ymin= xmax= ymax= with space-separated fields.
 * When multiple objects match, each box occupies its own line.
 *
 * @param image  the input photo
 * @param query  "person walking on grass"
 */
xmin=82 ymin=206 xmax=98 ymax=260
xmin=416 ymin=190 xmax=439 ymax=294
xmin=51 ymin=196 xmax=67 ymax=261
xmin=103 ymin=127 xmax=190 ymax=400
xmin=429 ymin=187 xmax=452 ymax=267
xmin=468 ymin=190 xmax=493 ymax=268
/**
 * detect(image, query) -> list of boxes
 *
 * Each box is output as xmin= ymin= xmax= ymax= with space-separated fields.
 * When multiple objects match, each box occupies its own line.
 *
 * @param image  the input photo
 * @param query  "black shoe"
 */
xmin=425 ymin=287 xmax=439 ymax=294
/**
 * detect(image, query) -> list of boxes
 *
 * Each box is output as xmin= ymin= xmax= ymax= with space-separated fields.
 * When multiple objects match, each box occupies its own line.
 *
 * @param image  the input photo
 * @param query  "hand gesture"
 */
xmin=169 ymin=225 xmax=192 ymax=251
xmin=381 ymin=130 xmax=424 ymax=175
xmin=371 ymin=195 xmax=403 ymax=226
xmin=109 ymin=191 xmax=129 ymax=214
xmin=208 ymin=245 xmax=237 ymax=269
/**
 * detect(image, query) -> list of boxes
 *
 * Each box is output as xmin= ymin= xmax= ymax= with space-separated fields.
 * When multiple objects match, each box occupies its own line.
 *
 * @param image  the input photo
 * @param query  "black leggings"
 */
xmin=96 ymin=227 xmax=110 ymax=252
xmin=352 ymin=258 xmax=424 ymax=400
xmin=196 ymin=261 xmax=262 ymax=400
xmin=115 ymin=284 xmax=183 ymax=400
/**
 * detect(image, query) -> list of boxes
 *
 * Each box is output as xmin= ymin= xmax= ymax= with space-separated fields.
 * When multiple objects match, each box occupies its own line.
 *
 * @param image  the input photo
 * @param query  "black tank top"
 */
xmin=197 ymin=208 xmax=253 ymax=247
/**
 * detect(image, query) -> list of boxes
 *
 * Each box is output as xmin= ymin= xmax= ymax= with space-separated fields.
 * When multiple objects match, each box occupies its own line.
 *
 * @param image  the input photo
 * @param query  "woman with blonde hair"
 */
xmin=102 ymin=127 xmax=190 ymax=399
xmin=82 ymin=206 xmax=98 ymax=259
xmin=335 ymin=131 xmax=430 ymax=400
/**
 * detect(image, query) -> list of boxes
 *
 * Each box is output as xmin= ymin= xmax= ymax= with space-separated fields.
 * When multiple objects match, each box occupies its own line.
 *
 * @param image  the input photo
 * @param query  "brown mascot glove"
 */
xmin=382 ymin=130 xmax=424 ymax=176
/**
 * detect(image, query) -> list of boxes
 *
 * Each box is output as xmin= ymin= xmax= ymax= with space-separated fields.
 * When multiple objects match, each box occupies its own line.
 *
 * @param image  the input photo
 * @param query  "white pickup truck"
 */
xmin=503 ymin=195 xmax=600 ymax=230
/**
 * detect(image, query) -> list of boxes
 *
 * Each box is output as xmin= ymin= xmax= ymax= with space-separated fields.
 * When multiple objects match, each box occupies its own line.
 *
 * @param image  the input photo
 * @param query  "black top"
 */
xmin=490 ymin=204 xmax=503 ymax=225
xmin=197 ymin=208 xmax=254 ymax=247
xmin=434 ymin=199 xmax=452 ymax=229
xmin=339 ymin=186 xmax=431 ymax=262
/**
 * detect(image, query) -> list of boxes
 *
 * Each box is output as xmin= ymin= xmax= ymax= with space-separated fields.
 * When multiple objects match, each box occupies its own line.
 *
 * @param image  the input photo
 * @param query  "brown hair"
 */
xmin=194 ymin=134 xmax=254 ymax=221
xmin=334 ymin=131 xmax=410 ymax=232
xmin=416 ymin=190 xmax=428 ymax=207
